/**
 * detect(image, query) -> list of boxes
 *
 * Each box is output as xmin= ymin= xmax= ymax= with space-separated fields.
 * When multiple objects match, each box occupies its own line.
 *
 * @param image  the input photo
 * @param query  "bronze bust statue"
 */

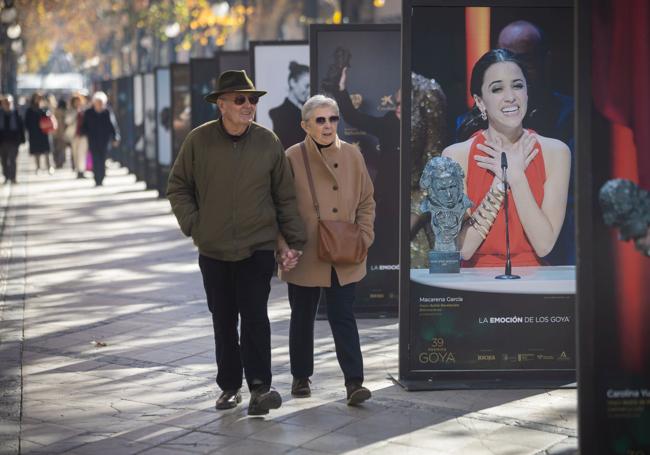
xmin=420 ymin=156 xmax=473 ymax=271
xmin=599 ymin=178 xmax=650 ymax=257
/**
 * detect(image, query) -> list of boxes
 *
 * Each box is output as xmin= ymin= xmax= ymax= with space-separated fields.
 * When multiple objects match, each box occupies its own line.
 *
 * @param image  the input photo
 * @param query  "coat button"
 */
xmin=332 ymin=208 xmax=338 ymax=213
xmin=333 ymin=185 xmax=338 ymax=190
xmin=333 ymin=163 xmax=338 ymax=168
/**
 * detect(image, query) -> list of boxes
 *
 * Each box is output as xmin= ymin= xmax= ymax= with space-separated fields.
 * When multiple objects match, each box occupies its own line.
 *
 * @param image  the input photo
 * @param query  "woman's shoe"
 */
xmin=215 ymin=389 xmax=242 ymax=410
xmin=291 ymin=377 xmax=311 ymax=398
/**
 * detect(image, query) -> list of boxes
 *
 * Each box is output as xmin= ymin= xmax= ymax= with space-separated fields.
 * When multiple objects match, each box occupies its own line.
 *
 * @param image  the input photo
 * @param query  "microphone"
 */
xmin=496 ymin=151 xmax=520 ymax=280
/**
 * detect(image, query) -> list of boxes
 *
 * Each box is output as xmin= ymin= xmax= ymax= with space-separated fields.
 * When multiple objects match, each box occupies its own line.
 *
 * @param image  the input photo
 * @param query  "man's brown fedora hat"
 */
xmin=204 ymin=70 xmax=267 ymax=104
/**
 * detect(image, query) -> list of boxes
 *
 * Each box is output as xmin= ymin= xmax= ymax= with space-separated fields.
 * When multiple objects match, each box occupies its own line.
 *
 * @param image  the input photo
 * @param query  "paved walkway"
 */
xmin=0 ymin=151 xmax=578 ymax=454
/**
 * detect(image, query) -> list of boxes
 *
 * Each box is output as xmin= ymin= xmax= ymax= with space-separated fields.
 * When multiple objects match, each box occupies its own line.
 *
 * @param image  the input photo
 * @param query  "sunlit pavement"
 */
xmin=0 ymin=150 xmax=577 ymax=455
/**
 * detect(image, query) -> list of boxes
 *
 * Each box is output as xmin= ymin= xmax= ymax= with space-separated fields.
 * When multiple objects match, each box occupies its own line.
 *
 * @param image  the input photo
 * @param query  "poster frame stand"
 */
xmin=310 ymin=23 xmax=402 ymax=319
xmin=398 ymin=0 xmax=578 ymax=390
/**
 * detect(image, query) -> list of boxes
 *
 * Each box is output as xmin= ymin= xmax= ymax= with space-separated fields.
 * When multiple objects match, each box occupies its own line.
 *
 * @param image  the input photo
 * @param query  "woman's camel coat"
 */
xmin=279 ymin=135 xmax=375 ymax=287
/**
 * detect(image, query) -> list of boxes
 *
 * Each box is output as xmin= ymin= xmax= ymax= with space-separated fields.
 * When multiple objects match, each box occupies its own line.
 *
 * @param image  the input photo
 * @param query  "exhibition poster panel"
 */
xmin=190 ymin=58 xmax=218 ymax=129
xmin=312 ymin=25 xmax=401 ymax=315
xmin=406 ymin=5 xmax=576 ymax=377
xmin=171 ymin=64 xmax=191 ymax=163
xmin=155 ymin=68 xmax=172 ymax=167
xmin=582 ymin=0 xmax=650 ymax=451
xmin=133 ymin=74 xmax=145 ymax=162
xmin=144 ymin=73 xmax=156 ymax=162
xmin=116 ymin=77 xmax=134 ymax=165
xmin=218 ymin=51 xmax=250 ymax=75
xmin=251 ymin=41 xmax=309 ymax=150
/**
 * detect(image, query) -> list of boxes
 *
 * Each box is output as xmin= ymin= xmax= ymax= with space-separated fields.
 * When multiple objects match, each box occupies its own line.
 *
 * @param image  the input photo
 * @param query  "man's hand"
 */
xmin=277 ymin=248 xmax=302 ymax=272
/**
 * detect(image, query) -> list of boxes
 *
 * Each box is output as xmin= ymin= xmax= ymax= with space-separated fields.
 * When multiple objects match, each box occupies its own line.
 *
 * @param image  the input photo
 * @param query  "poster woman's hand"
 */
xmin=339 ymin=67 xmax=348 ymax=91
xmin=476 ymin=131 xmax=539 ymax=185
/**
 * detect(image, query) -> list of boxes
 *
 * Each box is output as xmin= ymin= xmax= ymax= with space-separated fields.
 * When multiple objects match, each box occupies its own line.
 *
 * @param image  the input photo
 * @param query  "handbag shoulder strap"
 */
xmin=299 ymin=141 xmax=321 ymax=220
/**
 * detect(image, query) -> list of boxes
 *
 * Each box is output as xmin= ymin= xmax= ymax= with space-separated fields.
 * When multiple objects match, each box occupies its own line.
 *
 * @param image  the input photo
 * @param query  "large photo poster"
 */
xmin=311 ymin=25 xmax=401 ymax=317
xmin=171 ymin=63 xmax=191 ymax=165
xmin=251 ymin=41 xmax=309 ymax=150
xmin=401 ymin=2 xmax=576 ymax=385
xmin=143 ymin=72 xmax=157 ymax=190
xmin=133 ymin=74 xmax=145 ymax=181
xmin=578 ymin=1 xmax=650 ymax=453
xmin=190 ymin=58 xmax=218 ymax=129
xmin=155 ymin=67 xmax=171 ymax=195
xmin=218 ymin=51 xmax=250 ymax=75
xmin=115 ymin=76 xmax=134 ymax=170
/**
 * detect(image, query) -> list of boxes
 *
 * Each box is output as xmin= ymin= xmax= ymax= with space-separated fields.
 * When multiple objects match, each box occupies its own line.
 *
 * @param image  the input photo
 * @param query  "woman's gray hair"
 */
xmin=301 ymin=94 xmax=339 ymax=121
xmin=92 ymin=91 xmax=108 ymax=104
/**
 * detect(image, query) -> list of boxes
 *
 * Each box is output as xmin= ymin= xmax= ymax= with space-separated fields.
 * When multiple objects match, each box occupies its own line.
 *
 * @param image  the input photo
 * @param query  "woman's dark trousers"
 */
xmin=198 ymin=251 xmax=275 ymax=392
xmin=288 ymin=268 xmax=364 ymax=385
xmin=90 ymin=147 xmax=107 ymax=185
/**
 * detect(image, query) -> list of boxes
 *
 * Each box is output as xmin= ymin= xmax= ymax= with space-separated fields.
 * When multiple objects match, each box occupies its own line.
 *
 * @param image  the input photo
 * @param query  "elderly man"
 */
xmin=167 ymin=70 xmax=306 ymax=416
xmin=81 ymin=91 xmax=120 ymax=186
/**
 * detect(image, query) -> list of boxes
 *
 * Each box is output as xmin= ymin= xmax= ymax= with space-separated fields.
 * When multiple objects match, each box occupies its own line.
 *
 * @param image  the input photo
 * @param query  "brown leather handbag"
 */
xmin=300 ymin=142 xmax=367 ymax=265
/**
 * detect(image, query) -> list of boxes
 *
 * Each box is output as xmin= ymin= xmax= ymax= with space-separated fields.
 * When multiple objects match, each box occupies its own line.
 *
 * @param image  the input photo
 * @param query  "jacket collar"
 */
xmin=305 ymin=134 xmax=341 ymax=153
xmin=217 ymin=118 xmax=251 ymax=142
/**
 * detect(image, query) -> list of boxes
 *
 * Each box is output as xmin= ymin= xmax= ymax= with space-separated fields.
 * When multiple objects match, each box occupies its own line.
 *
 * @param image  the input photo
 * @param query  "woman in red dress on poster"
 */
xmin=443 ymin=49 xmax=571 ymax=267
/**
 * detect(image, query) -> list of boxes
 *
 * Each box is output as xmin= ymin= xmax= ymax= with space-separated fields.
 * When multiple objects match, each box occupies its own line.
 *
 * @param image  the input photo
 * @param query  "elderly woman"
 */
xmin=65 ymin=94 xmax=89 ymax=179
xmin=444 ymin=49 xmax=570 ymax=267
xmin=81 ymin=91 xmax=120 ymax=186
xmin=276 ymin=94 xmax=375 ymax=405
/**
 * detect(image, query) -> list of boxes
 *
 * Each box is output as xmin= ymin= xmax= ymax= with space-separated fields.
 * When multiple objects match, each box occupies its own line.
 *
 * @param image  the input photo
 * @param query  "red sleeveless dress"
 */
xmin=464 ymin=131 xmax=546 ymax=267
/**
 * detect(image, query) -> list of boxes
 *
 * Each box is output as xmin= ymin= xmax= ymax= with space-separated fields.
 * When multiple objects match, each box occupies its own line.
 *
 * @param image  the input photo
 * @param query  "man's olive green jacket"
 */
xmin=167 ymin=119 xmax=306 ymax=261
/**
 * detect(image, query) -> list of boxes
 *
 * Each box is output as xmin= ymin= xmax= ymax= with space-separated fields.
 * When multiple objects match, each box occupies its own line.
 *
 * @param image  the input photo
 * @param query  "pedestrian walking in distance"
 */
xmin=0 ymin=95 xmax=25 ymax=184
xmin=81 ymin=91 xmax=119 ymax=187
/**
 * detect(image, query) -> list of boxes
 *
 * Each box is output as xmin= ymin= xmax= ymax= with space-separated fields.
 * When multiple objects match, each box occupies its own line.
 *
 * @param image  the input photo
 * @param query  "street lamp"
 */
xmin=6 ymin=23 xmax=19 ymax=39
xmin=164 ymin=22 xmax=180 ymax=64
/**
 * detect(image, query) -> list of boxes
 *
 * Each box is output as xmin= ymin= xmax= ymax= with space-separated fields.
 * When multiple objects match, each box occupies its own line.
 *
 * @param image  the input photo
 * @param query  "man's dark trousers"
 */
xmin=0 ymin=143 xmax=19 ymax=182
xmin=288 ymin=268 xmax=364 ymax=385
xmin=199 ymin=250 xmax=275 ymax=391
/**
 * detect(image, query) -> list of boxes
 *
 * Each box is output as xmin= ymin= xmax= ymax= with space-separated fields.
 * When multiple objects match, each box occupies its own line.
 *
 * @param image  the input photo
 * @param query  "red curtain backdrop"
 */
xmin=593 ymin=0 xmax=650 ymax=188
xmin=610 ymin=125 xmax=648 ymax=372
xmin=465 ymin=7 xmax=490 ymax=108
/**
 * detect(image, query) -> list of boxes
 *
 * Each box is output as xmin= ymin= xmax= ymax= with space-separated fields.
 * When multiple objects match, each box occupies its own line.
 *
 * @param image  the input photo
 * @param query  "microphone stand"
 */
xmin=496 ymin=152 xmax=520 ymax=280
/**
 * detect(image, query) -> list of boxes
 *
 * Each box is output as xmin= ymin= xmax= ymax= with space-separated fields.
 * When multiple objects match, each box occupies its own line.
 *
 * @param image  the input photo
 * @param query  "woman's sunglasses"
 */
xmin=314 ymin=115 xmax=340 ymax=125
xmin=230 ymin=94 xmax=259 ymax=105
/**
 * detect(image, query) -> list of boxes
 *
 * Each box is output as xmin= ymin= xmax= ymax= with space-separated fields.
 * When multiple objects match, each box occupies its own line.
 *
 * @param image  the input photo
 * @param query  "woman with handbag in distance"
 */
xmin=24 ymin=92 xmax=56 ymax=174
xmin=276 ymin=94 xmax=375 ymax=405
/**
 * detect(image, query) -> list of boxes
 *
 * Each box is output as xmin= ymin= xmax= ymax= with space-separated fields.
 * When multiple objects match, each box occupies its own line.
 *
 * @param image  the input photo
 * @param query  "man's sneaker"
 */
xmin=248 ymin=385 xmax=282 ymax=416
xmin=291 ymin=377 xmax=311 ymax=398
xmin=215 ymin=389 xmax=242 ymax=410
xmin=346 ymin=383 xmax=371 ymax=406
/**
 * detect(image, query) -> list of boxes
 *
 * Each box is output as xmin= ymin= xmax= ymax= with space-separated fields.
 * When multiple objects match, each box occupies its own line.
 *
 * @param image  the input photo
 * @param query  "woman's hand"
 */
xmin=277 ymin=248 xmax=302 ymax=272
xmin=475 ymin=131 xmax=539 ymax=184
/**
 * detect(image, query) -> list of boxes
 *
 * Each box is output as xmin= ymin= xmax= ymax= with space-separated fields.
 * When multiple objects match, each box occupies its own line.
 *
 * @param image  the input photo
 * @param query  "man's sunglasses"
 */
xmin=229 ymin=94 xmax=259 ymax=105
xmin=314 ymin=115 xmax=340 ymax=125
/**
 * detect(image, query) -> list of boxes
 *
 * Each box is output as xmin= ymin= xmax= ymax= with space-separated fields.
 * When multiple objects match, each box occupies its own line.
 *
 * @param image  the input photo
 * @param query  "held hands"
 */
xmin=277 ymin=248 xmax=303 ymax=272
xmin=474 ymin=131 xmax=539 ymax=184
